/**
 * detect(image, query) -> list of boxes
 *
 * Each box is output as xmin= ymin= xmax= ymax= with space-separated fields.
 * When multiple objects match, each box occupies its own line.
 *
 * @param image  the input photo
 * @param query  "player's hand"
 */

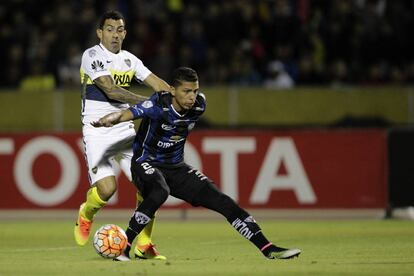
xmin=91 ymin=119 xmax=112 ymax=127
xmin=91 ymin=112 xmax=122 ymax=127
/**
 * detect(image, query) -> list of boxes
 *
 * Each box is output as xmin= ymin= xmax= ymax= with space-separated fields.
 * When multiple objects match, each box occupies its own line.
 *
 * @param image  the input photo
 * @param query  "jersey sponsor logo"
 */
xmin=142 ymin=101 xmax=153 ymax=108
xmin=161 ymin=123 xmax=176 ymax=131
xmin=170 ymin=135 xmax=184 ymax=142
xmin=157 ymin=141 xmax=176 ymax=148
xmin=124 ymin=59 xmax=131 ymax=67
xmin=88 ymin=49 xmax=96 ymax=57
xmin=231 ymin=218 xmax=254 ymax=240
xmin=134 ymin=211 xmax=151 ymax=224
xmin=113 ymin=73 xmax=131 ymax=86
xmin=91 ymin=60 xmax=104 ymax=72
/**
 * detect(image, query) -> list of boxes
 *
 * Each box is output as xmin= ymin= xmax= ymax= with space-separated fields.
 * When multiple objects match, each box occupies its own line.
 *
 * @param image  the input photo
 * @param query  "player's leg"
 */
xmin=134 ymin=191 xmax=165 ymax=260
xmin=75 ymin=129 xmax=120 ymax=246
xmin=119 ymin=162 xmax=170 ymax=259
xmin=175 ymin=166 xmax=301 ymax=259
xmin=81 ymin=176 xmax=116 ymax=218
xmin=118 ymin=154 xmax=166 ymax=260
xmin=194 ymin=183 xmax=301 ymax=259
xmin=75 ymin=174 xmax=117 ymax=245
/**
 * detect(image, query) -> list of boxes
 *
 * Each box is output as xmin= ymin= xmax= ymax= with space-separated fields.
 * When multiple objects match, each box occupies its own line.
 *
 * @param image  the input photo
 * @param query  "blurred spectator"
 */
xmin=264 ymin=61 xmax=294 ymax=89
xmin=149 ymin=44 xmax=174 ymax=81
xmin=2 ymin=0 xmax=414 ymax=89
xmin=3 ymin=44 xmax=25 ymax=88
xmin=57 ymin=43 xmax=82 ymax=88
xmin=19 ymin=59 xmax=55 ymax=92
xmin=329 ymin=59 xmax=351 ymax=88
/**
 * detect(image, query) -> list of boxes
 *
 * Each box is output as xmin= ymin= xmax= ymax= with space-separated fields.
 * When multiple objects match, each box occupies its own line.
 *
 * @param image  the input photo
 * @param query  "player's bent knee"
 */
xmin=152 ymin=185 xmax=170 ymax=205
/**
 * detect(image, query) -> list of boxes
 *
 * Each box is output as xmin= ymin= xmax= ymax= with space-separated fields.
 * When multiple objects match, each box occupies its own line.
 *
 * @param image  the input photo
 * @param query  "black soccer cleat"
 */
xmin=266 ymin=247 xmax=301 ymax=259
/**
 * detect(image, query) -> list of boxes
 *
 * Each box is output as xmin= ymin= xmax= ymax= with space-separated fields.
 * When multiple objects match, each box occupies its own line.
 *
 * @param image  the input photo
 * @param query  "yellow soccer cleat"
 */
xmin=74 ymin=203 xmax=93 ymax=246
xmin=134 ymin=243 xmax=167 ymax=260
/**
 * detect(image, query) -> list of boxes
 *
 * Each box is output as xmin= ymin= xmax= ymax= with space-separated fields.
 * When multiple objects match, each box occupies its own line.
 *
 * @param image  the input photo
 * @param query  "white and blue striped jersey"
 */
xmin=80 ymin=43 xmax=151 ymax=121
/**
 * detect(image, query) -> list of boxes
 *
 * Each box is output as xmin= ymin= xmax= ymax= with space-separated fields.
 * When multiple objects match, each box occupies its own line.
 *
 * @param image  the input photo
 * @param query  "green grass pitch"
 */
xmin=1 ymin=218 xmax=413 ymax=275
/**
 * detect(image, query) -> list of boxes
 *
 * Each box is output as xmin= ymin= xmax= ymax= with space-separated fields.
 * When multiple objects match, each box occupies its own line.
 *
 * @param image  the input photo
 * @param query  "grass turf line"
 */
xmin=0 ymin=220 xmax=413 ymax=275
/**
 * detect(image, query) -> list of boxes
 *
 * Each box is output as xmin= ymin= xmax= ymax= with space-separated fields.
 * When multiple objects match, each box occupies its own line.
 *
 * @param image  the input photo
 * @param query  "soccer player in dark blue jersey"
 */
xmin=92 ymin=67 xmax=301 ymax=261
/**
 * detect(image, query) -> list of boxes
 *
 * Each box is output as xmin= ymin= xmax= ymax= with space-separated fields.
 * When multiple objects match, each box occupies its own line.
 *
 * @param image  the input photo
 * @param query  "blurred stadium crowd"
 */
xmin=1 ymin=0 xmax=414 ymax=90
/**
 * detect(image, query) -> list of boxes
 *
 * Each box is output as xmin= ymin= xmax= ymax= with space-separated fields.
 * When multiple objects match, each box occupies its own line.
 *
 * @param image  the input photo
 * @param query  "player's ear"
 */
xmin=170 ymin=86 xmax=176 ymax=96
xmin=96 ymin=29 xmax=102 ymax=40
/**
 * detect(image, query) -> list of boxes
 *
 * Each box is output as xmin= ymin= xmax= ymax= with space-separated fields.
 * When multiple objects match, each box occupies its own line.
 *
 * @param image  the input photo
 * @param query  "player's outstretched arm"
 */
xmin=144 ymin=73 xmax=171 ymax=92
xmin=95 ymin=75 xmax=148 ymax=105
xmin=91 ymin=110 xmax=134 ymax=127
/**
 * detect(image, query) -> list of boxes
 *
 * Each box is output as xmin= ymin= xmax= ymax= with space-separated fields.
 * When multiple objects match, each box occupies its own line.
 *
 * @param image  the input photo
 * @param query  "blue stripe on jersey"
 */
xmin=83 ymin=85 xmax=123 ymax=103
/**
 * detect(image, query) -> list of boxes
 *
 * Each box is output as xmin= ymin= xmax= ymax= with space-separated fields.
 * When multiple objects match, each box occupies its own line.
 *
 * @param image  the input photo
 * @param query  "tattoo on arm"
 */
xmin=95 ymin=75 xmax=148 ymax=105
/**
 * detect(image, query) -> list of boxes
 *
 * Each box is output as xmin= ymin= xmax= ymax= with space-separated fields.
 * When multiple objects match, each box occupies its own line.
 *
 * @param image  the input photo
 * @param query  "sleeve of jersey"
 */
xmin=198 ymin=93 xmax=207 ymax=113
xmin=128 ymin=96 xmax=160 ymax=120
xmin=133 ymin=56 xmax=152 ymax=81
xmin=81 ymin=49 xmax=111 ymax=81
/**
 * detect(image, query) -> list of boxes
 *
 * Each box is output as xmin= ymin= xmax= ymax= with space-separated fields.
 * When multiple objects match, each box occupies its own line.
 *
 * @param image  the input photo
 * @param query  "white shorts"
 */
xmin=82 ymin=120 xmax=136 ymax=185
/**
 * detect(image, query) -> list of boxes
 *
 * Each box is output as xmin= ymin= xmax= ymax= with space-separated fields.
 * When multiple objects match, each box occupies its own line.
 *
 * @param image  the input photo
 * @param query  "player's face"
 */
xmin=97 ymin=19 xmax=126 ymax=54
xmin=171 ymin=81 xmax=199 ymax=113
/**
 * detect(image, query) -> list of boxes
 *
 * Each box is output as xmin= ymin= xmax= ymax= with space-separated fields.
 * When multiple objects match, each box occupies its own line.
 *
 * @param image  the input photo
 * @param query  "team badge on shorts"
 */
xmin=145 ymin=168 xmax=155 ymax=174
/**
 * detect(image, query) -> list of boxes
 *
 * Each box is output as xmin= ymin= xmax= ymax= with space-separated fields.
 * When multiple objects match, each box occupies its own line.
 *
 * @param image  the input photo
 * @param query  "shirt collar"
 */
xmin=170 ymin=104 xmax=186 ymax=117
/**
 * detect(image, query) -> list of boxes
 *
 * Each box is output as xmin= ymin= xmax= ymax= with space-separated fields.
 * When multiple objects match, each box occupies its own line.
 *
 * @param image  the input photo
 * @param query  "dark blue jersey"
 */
xmin=129 ymin=91 xmax=206 ymax=165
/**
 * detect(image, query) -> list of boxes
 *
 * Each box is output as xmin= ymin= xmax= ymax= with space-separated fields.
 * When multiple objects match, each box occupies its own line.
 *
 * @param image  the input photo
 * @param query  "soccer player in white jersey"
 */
xmin=74 ymin=10 xmax=169 ymax=260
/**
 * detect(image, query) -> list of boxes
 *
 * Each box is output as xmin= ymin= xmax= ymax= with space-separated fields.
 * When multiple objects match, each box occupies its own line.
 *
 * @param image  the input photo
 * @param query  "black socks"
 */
xmin=228 ymin=211 xmax=272 ymax=254
xmin=123 ymin=211 xmax=152 ymax=256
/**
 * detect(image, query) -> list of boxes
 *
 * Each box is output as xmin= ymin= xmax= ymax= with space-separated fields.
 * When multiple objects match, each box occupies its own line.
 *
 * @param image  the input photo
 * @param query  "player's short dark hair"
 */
xmin=98 ymin=11 xmax=125 ymax=29
xmin=171 ymin=67 xmax=198 ymax=87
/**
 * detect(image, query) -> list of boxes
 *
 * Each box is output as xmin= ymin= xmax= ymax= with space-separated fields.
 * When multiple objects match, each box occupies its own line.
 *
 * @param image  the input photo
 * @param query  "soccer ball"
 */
xmin=93 ymin=224 xmax=127 ymax=259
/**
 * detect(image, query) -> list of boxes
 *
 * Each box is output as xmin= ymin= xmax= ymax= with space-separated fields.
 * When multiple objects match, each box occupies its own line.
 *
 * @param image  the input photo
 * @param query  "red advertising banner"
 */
xmin=0 ymin=130 xmax=387 ymax=209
